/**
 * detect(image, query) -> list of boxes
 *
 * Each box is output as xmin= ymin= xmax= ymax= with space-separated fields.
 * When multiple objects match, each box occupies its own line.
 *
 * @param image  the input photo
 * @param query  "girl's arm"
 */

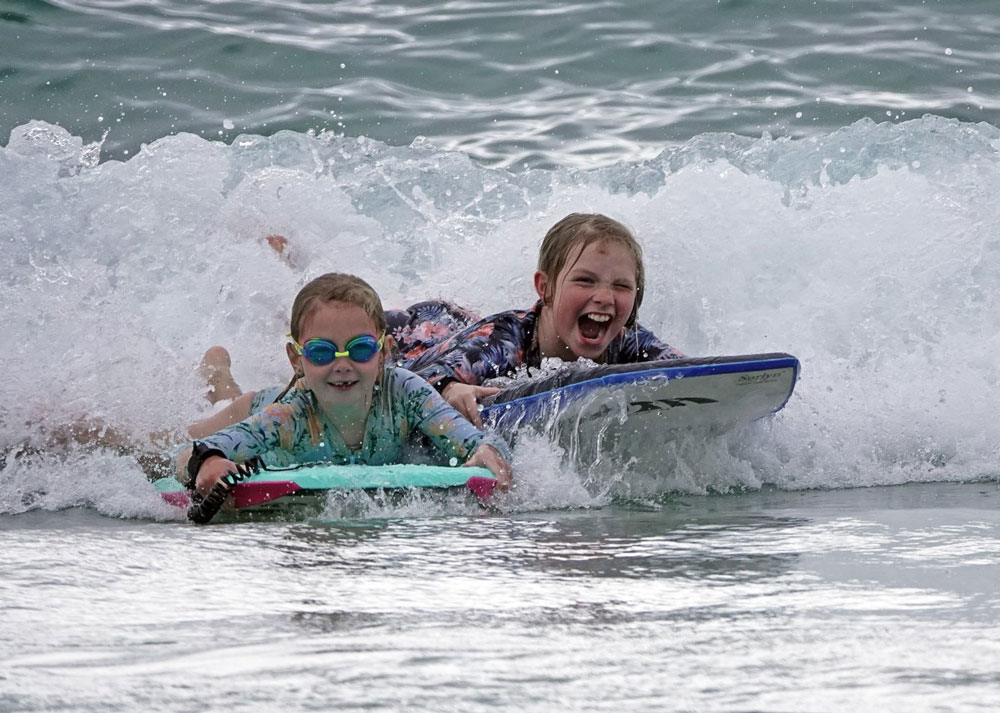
xmin=183 ymin=399 xmax=305 ymax=491
xmin=186 ymin=391 xmax=258 ymax=439
xmin=393 ymin=369 xmax=513 ymax=490
xmin=402 ymin=311 xmax=530 ymax=422
xmin=403 ymin=311 xmax=528 ymax=388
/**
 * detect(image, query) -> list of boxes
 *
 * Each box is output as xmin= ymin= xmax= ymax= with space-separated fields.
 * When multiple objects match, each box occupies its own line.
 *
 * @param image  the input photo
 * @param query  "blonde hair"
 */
xmin=536 ymin=213 xmax=645 ymax=327
xmin=289 ymin=273 xmax=387 ymax=340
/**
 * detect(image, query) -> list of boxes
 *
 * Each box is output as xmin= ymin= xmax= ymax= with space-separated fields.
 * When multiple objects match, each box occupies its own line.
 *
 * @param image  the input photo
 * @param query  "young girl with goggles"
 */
xmin=289 ymin=333 xmax=385 ymax=365
xmin=183 ymin=273 xmax=512 ymax=495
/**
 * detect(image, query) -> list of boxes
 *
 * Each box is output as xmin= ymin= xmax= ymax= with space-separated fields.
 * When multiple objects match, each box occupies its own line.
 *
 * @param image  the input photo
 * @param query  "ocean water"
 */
xmin=2 ymin=1 xmax=999 ymax=711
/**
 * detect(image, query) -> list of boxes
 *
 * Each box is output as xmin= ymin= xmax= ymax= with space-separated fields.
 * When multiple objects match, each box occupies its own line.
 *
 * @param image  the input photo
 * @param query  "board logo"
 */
xmin=736 ymin=371 xmax=781 ymax=386
xmin=628 ymin=396 xmax=718 ymax=415
xmin=574 ymin=396 xmax=718 ymax=425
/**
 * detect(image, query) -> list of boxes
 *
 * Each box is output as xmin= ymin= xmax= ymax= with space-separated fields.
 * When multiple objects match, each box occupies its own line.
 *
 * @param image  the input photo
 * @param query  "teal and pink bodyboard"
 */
xmin=154 ymin=463 xmax=497 ymax=516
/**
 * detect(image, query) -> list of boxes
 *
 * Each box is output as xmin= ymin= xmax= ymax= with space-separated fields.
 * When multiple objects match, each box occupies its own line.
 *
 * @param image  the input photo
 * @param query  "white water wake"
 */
xmin=2 ymin=116 xmax=999 ymax=516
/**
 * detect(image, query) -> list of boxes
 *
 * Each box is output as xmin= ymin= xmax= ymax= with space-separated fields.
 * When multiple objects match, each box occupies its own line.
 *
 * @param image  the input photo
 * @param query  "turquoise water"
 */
xmin=2 ymin=0 xmax=997 ymax=168
xmin=2 ymin=1 xmax=1000 ymax=710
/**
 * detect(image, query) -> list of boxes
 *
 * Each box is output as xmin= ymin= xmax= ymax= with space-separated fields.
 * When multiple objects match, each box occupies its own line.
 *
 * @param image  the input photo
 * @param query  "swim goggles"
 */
xmin=288 ymin=333 xmax=385 ymax=365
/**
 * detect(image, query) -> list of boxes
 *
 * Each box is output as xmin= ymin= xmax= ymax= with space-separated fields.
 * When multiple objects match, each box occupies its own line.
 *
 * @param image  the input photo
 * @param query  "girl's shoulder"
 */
xmin=378 ymin=367 xmax=446 ymax=419
xmin=249 ymin=383 xmax=312 ymax=414
xmin=249 ymin=386 xmax=286 ymax=414
xmin=382 ymin=365 xmax=432 ymax=393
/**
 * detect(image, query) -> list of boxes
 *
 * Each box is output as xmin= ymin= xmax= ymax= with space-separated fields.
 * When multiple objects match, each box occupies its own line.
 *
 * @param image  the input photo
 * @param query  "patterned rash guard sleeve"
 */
xmin=387 ymin=300 xmax=482 ymax=363
xmin=403 ymin=309 xmax=533 ymax=387
xmin=197 ymin=399 xmax=309 ymax=464
xmin=249 ymin=386 xmax=285 ymax=414
xmin=392 ymin=368 xmax=512 ymax=462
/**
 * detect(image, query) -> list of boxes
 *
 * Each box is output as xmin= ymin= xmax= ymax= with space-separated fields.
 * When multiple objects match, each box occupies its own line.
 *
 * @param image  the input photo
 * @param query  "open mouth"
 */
xmin=578 ymin=312 xmax=612 ymax=342
xmin=328 ymin=379 xmax=359 ymax=390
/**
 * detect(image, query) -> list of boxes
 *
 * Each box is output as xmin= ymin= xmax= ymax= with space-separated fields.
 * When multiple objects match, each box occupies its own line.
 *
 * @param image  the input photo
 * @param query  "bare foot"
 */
xmin=266 ymin=234 xmax=290 ymax=259
xmin=198 ymin=346 xmax=243 ymax=404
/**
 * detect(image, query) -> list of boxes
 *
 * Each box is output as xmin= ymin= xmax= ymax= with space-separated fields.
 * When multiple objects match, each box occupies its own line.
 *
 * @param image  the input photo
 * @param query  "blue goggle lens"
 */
xmin=299 ymin=334 xmax=382 ymax=365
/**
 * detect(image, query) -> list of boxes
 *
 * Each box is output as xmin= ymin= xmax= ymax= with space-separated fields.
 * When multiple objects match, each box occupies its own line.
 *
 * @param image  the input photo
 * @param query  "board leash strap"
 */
xmin=187 ymin=464 xmax=256 ymax=524
xmin=187 ymin=484 xmax=229 ymax=525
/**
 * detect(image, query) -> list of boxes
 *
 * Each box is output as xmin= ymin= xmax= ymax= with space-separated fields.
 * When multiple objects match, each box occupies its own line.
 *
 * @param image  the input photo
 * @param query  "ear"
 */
xmin=533 ymin=270 xmax=549 ymax=303
xmin=286 ymin=342 xmax=303 ymax=377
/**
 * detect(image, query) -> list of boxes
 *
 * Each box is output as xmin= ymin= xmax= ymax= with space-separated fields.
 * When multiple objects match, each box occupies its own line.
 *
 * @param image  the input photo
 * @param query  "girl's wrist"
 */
xmin=186 ymin=441 xmax=226 ymax=487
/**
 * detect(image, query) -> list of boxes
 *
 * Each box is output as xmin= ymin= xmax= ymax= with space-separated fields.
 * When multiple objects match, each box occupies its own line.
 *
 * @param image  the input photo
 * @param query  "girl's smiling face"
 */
xmin=534 ymin=239 xmax=638 ymax=362
xmin=286 ymin=300 xmax=384 ymax=412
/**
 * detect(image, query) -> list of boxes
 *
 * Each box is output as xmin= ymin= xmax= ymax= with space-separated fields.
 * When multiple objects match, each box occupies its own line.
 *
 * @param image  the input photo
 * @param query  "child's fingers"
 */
xmin=492 ymin=460 xmax=512 ymax=491
xmin=195 ymin=456 xmax=236 ymax=494
xmin=464 ymin=409 xmax=483 ymax=429
xmin=465 ymin=445 xmax=512 ymax=491
xmin=462 ymin=397 xmax=484 ymax=428
xmin=446 ymin=386 xmax=484 ymax=427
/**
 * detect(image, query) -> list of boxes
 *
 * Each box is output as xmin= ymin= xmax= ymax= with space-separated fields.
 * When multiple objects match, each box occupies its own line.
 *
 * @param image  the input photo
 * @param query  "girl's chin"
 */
xmin=570 ymin=335 xmax=610 ymax=359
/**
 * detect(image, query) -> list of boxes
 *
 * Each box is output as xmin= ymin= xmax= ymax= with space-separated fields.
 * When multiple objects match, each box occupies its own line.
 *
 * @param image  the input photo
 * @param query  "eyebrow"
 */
xmin=566 ymin=267 xmax=635 ymax=283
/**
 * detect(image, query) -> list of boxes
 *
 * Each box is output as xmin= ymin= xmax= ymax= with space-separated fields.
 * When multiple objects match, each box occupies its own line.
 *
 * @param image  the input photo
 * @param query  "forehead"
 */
xmin=300 ymin=299 xmax=378 ymax=337
xmin=563 ymin=239 xmax=638 ymax=277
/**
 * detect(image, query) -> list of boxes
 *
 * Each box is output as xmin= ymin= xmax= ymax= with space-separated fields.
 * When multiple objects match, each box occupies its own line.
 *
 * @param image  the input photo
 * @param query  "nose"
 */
xmin=592 ymin=281 xmax=614 ymax=304
xmin=329 ymin=354 xmax=353 ymax=368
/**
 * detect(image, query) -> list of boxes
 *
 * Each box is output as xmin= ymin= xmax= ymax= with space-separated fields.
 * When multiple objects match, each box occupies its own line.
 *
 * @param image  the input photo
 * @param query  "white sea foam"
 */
xmin=1 ymin=116 xmax=999 ymax=516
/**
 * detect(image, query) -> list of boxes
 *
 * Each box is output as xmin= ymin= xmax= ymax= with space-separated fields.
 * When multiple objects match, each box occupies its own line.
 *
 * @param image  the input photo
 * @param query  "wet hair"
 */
xmin=536 ymin=213 xmax=645 ymax=328
xmin=289 ymin=272 xmax=387 ymax=340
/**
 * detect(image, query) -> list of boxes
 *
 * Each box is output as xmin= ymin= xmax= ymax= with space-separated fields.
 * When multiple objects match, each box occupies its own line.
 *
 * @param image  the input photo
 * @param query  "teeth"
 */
xmin=585 ymin=313 xmax=611 ymax=323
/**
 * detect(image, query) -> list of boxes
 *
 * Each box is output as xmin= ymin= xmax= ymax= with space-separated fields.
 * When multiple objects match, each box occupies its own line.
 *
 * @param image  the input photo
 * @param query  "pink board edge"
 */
xmin=232 ymin=481 xmax=303 ymax=508
xmin=160 ymin=476 xmax=493 ymax=511
xmin=466 ymin=476 xmax=496 ymax=500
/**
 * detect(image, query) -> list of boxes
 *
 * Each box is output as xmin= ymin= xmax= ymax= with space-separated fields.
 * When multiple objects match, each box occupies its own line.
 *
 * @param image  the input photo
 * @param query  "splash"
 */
xmin=0 ymin=447 xmax=183 ymax=520
xmin=2 ymin=116 xmax=999 ymax=518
